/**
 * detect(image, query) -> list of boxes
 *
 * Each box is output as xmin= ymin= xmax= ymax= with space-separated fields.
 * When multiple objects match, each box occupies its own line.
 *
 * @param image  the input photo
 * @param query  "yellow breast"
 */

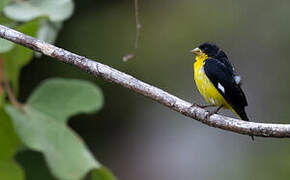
xmin=194 ymin=55 xmax=230 ymax=108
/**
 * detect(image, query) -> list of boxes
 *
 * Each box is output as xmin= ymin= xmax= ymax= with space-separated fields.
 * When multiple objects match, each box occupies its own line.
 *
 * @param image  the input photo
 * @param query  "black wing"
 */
xmin=203 ymin=58 xmax=248 ymax=120
xmin=215 ymin=50 xmax=233 ymax=72
xmin=215 ymin=51 xmax=242 ymax=85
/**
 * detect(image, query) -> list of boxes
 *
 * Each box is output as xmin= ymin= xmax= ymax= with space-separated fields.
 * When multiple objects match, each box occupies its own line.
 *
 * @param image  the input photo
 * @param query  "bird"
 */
xmin=191 ymin=42 xmax=253 ymax=139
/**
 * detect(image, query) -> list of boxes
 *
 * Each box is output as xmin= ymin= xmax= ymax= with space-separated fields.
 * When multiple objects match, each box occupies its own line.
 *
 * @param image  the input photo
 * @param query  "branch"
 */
xmin=0 ymin=25 xmax=289 ymax=138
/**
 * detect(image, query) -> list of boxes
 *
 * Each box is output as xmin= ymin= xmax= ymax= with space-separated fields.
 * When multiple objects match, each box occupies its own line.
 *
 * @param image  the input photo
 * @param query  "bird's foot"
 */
xmin=205 ymin=111 xmax=216 ymax=119
xmin=205 ymin=105 xmax=223 ymax=119
xmin=191 ymin=103 xmax=215 ymax=108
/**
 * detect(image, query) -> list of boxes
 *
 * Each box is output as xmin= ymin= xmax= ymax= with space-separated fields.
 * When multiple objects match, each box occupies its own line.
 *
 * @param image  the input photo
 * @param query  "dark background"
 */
xmin=17 ymin=0 xmax=290 ymax=179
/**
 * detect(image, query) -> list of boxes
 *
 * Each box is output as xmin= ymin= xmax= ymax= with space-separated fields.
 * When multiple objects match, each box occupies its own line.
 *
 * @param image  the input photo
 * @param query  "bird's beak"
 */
xmin=190 ymin=48 xmax=202 ymax=55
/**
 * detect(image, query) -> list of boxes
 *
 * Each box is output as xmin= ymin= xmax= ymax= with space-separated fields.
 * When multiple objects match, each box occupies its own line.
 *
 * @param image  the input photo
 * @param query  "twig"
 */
xmin=0 ymin=24 xmax=290 ymax=138
xmin=0 ymin=56 xmax=23 ymax=111
xmin=134 ymin=0 xmax=141 ymax=49
xmin=3 ymin=78 xmax=23 ymax=111
xmin=122 ymin=0 xmax=141 ymax=62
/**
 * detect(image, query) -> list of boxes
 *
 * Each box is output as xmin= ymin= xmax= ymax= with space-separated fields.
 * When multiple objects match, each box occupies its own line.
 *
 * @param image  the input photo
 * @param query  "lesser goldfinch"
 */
xmin=191 ymin=42 xmax=250 ymax=123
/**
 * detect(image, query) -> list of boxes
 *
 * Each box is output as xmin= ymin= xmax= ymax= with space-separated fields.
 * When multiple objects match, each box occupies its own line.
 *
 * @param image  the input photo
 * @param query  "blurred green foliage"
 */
xmin=91 ymin=167 xmax=117 ymax=180
xmin=4 ymin=0 xmax=74 ymax=22
xmin=6 ymin=79 xmax=104 ymax=180
xmin=0 ymin=0 xmax=115 ymax=180
xmin=0 ymin=108 xmax=22 ymax=180
xmin=3 ymin=19 xmax=39 ymax=92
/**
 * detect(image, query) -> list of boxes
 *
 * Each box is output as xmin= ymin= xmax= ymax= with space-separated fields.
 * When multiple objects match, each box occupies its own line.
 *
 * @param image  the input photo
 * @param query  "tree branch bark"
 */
xmin=0 ymin=24 xmax=289 ymax=138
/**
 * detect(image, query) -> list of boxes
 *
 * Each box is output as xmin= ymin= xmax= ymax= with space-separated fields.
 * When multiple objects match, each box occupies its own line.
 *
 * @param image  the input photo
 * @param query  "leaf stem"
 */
xmin=3 ymin=77 xmax=23 ymax=112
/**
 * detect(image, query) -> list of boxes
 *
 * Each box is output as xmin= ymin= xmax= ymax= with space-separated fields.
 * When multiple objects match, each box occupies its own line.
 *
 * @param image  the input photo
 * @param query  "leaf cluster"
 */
xmin=0 ymin=1 xmax=116 ymax=179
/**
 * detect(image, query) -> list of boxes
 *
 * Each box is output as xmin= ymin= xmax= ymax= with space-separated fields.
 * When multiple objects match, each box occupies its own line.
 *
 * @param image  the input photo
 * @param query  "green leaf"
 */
xmin=0 ymin=13 xmax=15 ymax=53
xmin=0 ymin=93 xmax=5 ymax=107
xmin=3 ymin=19 xmax=39 ymax=92
xmin=6 ymin=78 xmax=105 ymax=180
xmin=91 ymin=167 xmax=117 ymax=180
xmin=35 ymin=20 xmax=62 ymax=57
xmin=0 ymin=108 xmax=23 ymax=180
xmin=0 ymin=15 xmax=12 ymax=24
xmin=0 ymin=159 xmax=24 ymax=180
xmin=4 ymin=0 xmax=74 ymax=22
xmin=37 ymin=20 xmax=62 ymax=44
xmin=0 ymin=108 xmax=20 ymax=160
xmin=28 ymin=78 xmax=104 ymax=122
xmin=0 ymin=39 xmax=14 ymax=53
xmin=0 ymin=0 xmax=11 ymax=13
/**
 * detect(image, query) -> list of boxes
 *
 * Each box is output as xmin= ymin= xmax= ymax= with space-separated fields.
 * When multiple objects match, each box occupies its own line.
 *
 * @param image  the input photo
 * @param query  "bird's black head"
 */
xmin=191 ymin=42 xmax=228 ymax=60
xmin=198 ymin=42 xmax=220 ymax=57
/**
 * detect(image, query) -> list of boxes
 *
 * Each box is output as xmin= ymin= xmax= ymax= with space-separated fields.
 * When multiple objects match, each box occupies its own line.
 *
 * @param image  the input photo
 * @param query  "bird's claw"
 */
xmin=191 ymin=103 xmax=203 ymax=108
xmin=205 ymin=111 xmax=216 ymax=119
xmin=191 ymin=103 xmax=215 ymax=108
xmin=205 ymin=105 xmax=223 ymax=119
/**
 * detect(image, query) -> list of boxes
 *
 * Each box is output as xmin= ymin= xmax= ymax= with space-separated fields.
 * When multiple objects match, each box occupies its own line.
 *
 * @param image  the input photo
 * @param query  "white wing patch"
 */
xmin=218 ymin=83 xmax=225 ymax=93
xmin=234 ymin=75 xmax=241 ymax=85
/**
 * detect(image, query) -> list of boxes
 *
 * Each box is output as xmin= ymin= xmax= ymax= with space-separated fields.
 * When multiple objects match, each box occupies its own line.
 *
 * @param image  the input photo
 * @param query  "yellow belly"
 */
xmin=194 ymin=61 xmax=230 ymax=108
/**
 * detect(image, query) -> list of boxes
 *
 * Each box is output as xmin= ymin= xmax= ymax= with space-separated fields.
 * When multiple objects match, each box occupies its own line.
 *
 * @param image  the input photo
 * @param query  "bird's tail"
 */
xmin=234 ymin=107 xmax=249 ymax=121
xmin=231 ymin=107 xmax=254 ymax=141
